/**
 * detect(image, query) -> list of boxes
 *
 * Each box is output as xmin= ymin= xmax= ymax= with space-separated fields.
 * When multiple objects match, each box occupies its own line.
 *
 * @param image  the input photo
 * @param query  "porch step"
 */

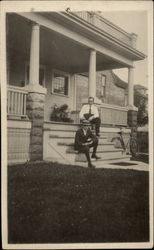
xmin=43 ymin=123 xmax=131 ymax=165
xmin=73 ymin=151 xmax=125 ymax=161
xmin=58 ymin=142 xmax=115 ymax=150
xmin=50 ymin=135 xmax=107 ymax=140
xmin=93 ymin=155 xmax=131 ymax=162
xmin=45 ymin=137 xmax=126 ymax=163
xmin=66 ymin=148 xmax=123 ymax=154
xmin=58 ymin=142 xmax=114 ymax=146
xmin=44 ymin=155 xmax=131 ymax=167
xmin=78 ymin=155 xmax=131 ymax=163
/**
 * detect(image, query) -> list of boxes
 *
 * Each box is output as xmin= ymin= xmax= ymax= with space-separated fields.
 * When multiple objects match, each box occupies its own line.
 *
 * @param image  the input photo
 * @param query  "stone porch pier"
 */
xmin=25 ymin=23 xmax=46 ymax=161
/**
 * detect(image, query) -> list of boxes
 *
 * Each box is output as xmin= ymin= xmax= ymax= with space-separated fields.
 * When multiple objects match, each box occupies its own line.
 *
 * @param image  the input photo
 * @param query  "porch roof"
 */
xmin=12 ymin=12 xmax=146 ymax=73
xmin=41 ymin=12 xmax=146 ymax=62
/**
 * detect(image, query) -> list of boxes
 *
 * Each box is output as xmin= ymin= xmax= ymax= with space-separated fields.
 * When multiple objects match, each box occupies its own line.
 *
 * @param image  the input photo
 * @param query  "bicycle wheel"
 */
xmin=130 ymin=138 xmax=138 ymax=157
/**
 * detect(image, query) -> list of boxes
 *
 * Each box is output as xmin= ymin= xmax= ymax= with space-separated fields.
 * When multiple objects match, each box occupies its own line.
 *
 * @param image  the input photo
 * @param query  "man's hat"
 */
xmin=81 ymin=119 xmax=91 ymax=126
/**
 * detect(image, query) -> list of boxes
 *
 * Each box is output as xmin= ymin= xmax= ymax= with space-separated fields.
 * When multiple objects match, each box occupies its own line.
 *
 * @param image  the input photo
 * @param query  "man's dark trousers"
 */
xmin=78 ymin=138 xmax=98 ymax=163
xmin=90 ymin=117 xmax=101 ymax=135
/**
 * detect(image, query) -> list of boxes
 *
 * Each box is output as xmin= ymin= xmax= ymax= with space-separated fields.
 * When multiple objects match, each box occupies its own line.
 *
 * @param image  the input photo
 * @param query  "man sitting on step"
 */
xmin=79 ymin=96 xmax=101 ymax=137
xmin=74 ymin=119 xmax=101 ymax=168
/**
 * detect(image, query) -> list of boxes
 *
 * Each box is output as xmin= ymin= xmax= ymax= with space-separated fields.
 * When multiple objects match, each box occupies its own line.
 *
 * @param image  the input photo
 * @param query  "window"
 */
xmin=25 ymin=63 xmax=46 ymax=87
xmin=52 ymin=70 xmax=69 ymax=96
xmin=101 ymin=75 xmax=106 ymax=97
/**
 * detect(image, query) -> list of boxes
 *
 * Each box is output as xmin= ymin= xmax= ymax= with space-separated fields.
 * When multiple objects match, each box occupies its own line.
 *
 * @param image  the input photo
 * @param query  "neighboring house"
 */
xmin=134 ymin=84 xmax=148 ymax=111
xmin=76 ymin=70 xmax=128 ymax=111
xmin=133 ymin=85 xmax=148 ymax=153
xmin=5 ymin=11 xmax=146 ymax=164
xmin=75 ymin=70 xmax=149 ymax=126
xmin=134 ymin=85 xmax=148 ymax=126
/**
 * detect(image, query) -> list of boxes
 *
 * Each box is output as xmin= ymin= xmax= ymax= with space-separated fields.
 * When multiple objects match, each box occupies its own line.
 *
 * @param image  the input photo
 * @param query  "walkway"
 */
xmin=96 ymin=159 xmax=149 ymax=172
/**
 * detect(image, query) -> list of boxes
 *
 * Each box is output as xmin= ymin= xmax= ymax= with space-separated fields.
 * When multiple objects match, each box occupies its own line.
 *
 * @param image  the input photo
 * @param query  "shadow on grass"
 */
xmin=8 ymin=162 xmax=149 ymax=244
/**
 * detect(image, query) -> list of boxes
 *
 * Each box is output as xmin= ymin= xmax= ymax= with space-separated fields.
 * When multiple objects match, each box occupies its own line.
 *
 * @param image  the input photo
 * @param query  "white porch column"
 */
xmin=26 ymin=22 xmax=46 ymax=161
xmin=29 ymin=23 xmax=40 ymax=86
xmin=89 ymin=49 xmax=96 ymax=98
xmin=128 ymin=66 xmax=134 ymax=107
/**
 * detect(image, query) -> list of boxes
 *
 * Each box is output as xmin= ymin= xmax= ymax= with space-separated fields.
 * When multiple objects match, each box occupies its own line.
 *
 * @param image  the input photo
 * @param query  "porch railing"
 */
xmin=7 ymin=85 xmax=28 ymax=118
xmin=100 ymin=103 xmax=128 ymax=126
xmin=71 ymin=103 xmax=128 ymax=126
xmin=71 ymin=111 xmax=80 ymax=124
xmin=74 ymin=12 xmax=132 ymax=47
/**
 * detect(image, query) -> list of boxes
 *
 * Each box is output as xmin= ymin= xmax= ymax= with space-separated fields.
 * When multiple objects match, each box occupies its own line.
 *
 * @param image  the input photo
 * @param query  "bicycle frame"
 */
xmin=111 ymin=128 xmax=138 ymax=157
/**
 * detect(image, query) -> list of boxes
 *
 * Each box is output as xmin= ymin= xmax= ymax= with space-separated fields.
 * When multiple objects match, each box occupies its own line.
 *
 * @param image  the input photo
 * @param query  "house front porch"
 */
xmin=5 ymin=11 xmax=145 ymax=164
xmin=43 ymin=121 xmax=131 ymax=166
xmin=7 ymin=85 xmax=131 ymax=165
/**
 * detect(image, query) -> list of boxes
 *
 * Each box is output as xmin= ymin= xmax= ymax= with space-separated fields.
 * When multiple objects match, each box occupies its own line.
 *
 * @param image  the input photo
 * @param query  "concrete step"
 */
xmin=44 ymin=155 xmax=131 ymax=167
xmin=58 ymin=142 xmax=116 ymax=151
xmin=50 ymin=134 xmax=107 ymax=139
xmin=98 ymin=144 xmax=117 ymax=151
xmin=67 ymin=150 xmax=126 ymax=161
xmin=58 ymin=141 xmax=114 ymax=146
xmin=66 ymin=147 xmax=123 ymax=154
xmin=43 ymin=125 xmax=131 ymax=165
xmin=46 ymin=139 xmax=124 ymax=163
xmin=44 ymin=146 xmax=128 ymax=164
xmin=90 ymin=154 xmax=131 ymax=162
xmin=49 ymin=137 xmax=109 ymax=147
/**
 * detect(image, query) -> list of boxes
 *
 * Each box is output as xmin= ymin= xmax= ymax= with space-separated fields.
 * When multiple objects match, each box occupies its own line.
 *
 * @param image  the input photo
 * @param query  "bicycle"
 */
xmin=111 ymin=127 xmax=139 ymax=157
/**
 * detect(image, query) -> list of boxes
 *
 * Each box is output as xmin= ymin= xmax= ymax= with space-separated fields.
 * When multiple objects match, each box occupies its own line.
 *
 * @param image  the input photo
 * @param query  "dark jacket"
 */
xmin=74 ymin=127 xmax=95 ymax=150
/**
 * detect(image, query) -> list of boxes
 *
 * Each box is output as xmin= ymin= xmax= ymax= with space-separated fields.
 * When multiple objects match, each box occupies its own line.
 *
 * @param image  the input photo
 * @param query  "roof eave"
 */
xmin=59 ymin=12 xmax=147 ymax=61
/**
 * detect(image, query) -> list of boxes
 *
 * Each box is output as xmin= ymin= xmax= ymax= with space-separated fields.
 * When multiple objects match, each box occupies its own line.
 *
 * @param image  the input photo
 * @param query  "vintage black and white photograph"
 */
xmin=1 ymin=0 xmax=153 ymax=249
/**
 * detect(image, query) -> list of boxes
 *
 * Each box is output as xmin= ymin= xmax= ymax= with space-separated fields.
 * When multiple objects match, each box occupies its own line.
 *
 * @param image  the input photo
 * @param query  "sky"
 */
xmin=101 ymin=11 xmax=148 ymax=88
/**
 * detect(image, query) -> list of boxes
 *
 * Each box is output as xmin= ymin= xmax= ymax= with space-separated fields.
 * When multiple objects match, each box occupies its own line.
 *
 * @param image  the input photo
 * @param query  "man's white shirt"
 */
xmin=79 ymin=104 xmax=99 ymax=120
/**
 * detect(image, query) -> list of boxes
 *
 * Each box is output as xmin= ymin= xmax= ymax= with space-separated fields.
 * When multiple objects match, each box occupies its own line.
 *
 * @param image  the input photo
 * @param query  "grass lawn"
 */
xmin=8 ymin=162 xmax=149 ymax=244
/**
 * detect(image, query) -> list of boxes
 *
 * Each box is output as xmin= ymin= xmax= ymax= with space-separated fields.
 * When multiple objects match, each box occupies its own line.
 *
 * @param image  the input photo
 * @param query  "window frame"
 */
xmin=101 ymin=74 xmax=106 ymax=97
xmin=51 ymin=69 xmax=70 ymax=97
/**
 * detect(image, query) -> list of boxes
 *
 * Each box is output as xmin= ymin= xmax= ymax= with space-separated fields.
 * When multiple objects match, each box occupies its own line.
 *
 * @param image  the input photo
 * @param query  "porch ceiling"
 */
xmin=7 ymin=13 xmax=131 ymax=74
xmin=40 ymin=27 xmax=127 ymax=73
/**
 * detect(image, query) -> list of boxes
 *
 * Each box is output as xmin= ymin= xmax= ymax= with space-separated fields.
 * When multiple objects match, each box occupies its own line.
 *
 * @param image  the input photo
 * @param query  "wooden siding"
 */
xmin=7 ymin=120 xmax=31 ymax=164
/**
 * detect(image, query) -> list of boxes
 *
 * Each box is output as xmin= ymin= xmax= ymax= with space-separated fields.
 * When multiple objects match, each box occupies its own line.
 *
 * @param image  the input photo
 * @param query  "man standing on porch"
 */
xmin=79 ymin=97 xmax=101 ymax=137
xmin=74 ymin=120 xmax=101 ymax=169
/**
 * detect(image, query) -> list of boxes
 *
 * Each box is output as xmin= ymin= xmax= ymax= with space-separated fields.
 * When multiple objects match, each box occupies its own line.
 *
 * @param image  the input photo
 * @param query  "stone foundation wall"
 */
xmin=26 ymin=92 xmax=45 ymax=161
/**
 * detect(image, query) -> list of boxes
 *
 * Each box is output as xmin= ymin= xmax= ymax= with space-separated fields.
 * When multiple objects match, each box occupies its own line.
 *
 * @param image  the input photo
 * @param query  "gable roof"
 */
xmin=111 ymin=71 xmax=128 ymax=89
xmin=111 ymin=71 xmax=148 ymax=98
xmin=134 ymin=84 xmax=148 ymax=90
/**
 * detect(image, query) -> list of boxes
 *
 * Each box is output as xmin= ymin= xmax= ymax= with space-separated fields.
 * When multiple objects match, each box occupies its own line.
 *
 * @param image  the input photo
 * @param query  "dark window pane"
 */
xmin=53 ymin=72 xmax=69 ymax=95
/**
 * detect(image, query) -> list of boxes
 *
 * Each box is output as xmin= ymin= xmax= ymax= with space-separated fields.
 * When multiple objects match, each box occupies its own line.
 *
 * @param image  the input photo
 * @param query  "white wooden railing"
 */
xmin=100 ymin=103 xmax=128 ymax=126
xmin=74 ymin=12 xmax=132 ymax=47
xmin=71 ymin=103 xmax=128 ymax=126
xmin=70 ymin=111 xmax=80 ymax=124
xmin=7 ymin=85 xmax=28 ymax=118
